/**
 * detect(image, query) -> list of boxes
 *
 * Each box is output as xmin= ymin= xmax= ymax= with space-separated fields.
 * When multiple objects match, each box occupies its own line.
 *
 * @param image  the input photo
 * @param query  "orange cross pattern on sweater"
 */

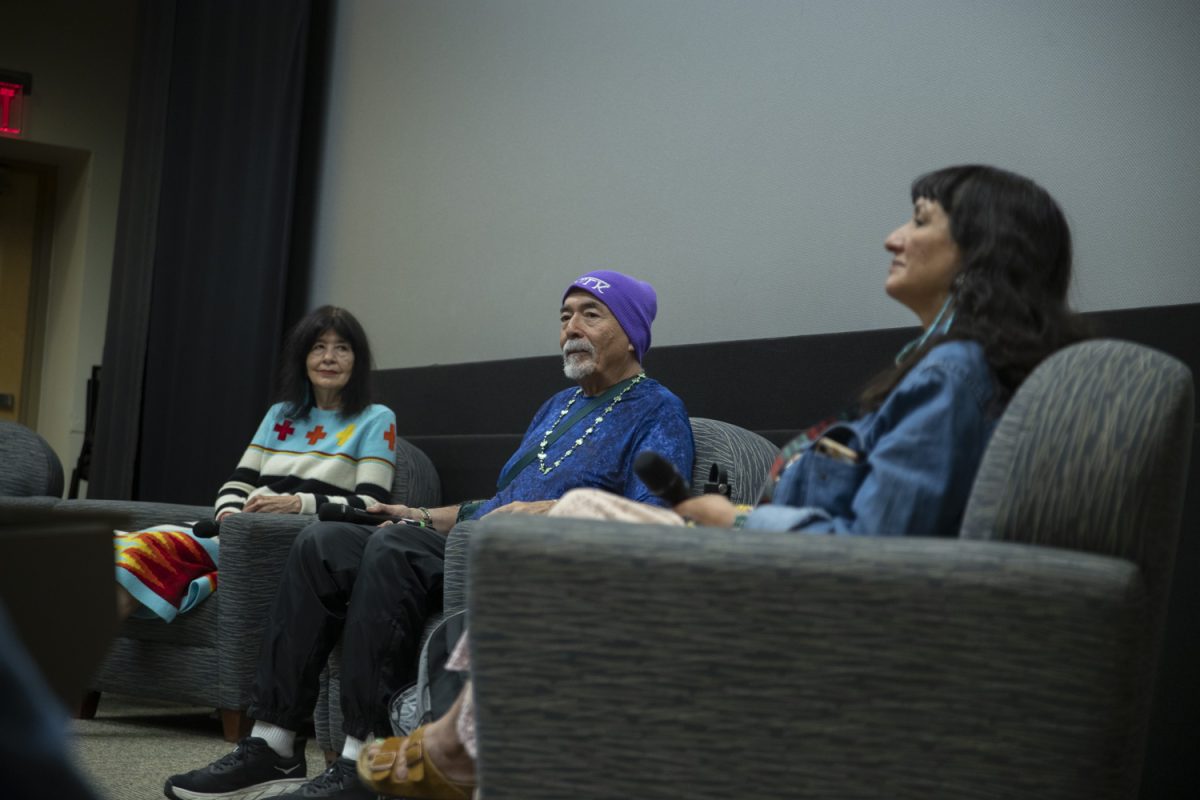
xmin=307 ymin=426 xmax=327 ymax=446
xmin=384 ymin=424 xmax=396 ymax=451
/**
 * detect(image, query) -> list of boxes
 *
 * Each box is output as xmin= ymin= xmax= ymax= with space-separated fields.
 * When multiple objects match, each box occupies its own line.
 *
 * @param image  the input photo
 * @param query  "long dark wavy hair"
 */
xmin=276 ymin=305 xmax=374 ymax=419
xmin=861 ymin=165 xmax=1090 ymax=412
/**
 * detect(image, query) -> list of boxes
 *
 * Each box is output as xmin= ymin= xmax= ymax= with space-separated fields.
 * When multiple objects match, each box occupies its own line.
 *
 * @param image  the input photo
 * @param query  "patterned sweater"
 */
xmin=215 ymin=402 xmax=398 ymax=517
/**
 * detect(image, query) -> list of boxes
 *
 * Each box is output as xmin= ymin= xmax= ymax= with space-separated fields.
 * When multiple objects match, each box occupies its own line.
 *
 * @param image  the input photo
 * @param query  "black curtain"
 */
xmin=91 ymin=0 xmax=327 ymax=504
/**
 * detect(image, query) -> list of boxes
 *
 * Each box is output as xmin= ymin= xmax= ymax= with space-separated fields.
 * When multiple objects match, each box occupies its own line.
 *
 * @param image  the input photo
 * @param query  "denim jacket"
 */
xmin=744 ymin=340 xmax=998 ymax=537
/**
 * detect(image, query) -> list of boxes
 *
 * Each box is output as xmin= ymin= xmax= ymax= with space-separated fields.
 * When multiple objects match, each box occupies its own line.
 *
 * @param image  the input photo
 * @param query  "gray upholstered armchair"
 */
xmin=68 ymin=437 xmax=440 ymax=740
xmin=462 ymin=340 xmax=1193 ymax=799
xmin=312 ymin=416 xmax=779 ymax=756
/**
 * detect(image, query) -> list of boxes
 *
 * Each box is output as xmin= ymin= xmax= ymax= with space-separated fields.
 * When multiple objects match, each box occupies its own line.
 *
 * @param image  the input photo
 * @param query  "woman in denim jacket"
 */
xmin=681 ymin=163 xmax=1089 ymax=535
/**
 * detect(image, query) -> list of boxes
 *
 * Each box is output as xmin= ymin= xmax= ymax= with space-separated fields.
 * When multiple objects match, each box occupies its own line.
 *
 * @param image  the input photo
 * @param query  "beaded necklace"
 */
xmin=536 ymin=372 xmax=646 ymax=475
xmin=894 ymin=295 xmax=956 ymax=365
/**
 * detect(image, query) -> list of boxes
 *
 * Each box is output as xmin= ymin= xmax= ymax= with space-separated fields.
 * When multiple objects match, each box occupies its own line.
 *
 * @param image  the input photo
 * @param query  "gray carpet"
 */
xmin=71 ymin=695 xmax=326 ymax=800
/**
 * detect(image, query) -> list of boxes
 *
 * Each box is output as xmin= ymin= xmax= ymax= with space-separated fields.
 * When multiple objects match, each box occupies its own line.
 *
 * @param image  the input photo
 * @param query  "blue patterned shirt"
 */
xmin=472 ymin=377 xmax=694 ymax=517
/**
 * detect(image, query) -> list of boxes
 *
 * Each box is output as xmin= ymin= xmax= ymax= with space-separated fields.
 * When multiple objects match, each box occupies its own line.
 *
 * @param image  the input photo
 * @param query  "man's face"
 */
xmin=559 ymin=290 xmax=634 ymax=381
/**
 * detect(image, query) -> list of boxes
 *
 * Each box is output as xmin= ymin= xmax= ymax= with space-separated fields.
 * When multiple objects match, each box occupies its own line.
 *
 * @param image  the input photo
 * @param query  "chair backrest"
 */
xmin=960 ymin=339 xmax=1194 ymax=782
xmin=391 ymin=436 xmax=442 ymax=508
xmin=0 ymin=421 xmax=65 ymax=498
xmin=961 ymin=339 xmax=1193 ymax=610
xmin=688 ymin=417 xmax=778 ymax=506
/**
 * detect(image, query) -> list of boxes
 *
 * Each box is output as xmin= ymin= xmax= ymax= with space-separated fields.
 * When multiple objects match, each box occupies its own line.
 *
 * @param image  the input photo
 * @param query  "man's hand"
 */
xmin=484 ymin=499 xmax=557 ymax=517
xmin=366 ymin=502 xmax=417 ymax=528
xmin=674 ymin=494 xmax=737 ymax=528
xmin=368 ymin=502 xmax=459 ymax=533
xmin=243 ymin=495 xmax=302 ymax=514
xmin=366 ymin=502 xmax=416 ymax=519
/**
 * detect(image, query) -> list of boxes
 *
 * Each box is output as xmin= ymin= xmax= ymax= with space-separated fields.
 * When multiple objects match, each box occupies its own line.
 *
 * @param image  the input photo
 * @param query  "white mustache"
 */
xmin=562 ymin=340 xmax=595 ymax=357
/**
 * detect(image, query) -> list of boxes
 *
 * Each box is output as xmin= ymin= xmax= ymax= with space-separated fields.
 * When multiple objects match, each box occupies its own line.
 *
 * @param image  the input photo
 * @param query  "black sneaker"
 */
xmin=275 ymin=757 xmax=375 ymax=799
xmin=164 ymin=736 xmax=307 ymax=799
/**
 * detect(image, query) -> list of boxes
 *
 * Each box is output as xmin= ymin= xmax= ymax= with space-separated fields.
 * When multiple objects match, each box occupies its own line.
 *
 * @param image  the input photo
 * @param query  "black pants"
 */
xmin=246 ymin=521 xmax=446 ymax=740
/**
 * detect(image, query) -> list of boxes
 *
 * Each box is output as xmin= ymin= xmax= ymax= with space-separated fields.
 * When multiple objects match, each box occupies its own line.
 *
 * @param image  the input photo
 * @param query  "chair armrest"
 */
xmin=0 ymin=496 xmax=62 ymax=514
xmin=443 ymin=519 xmax=476 ymax=615
xmin=52 ymin=498 xmax=214 ymax=531
xmin=467 ymin=515 xmax=1150 ymax=799
xmin=215 ymin=512 xmax=318 ymax=708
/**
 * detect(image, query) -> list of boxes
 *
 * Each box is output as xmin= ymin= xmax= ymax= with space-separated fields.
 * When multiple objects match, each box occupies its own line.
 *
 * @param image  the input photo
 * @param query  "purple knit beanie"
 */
xmin=562 ymin=270 xmax=658 ymax=363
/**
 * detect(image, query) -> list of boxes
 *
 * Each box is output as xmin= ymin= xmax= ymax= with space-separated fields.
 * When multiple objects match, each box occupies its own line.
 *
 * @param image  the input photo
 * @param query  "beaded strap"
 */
xmin=536 ymin=372 xmax=646 ymax=475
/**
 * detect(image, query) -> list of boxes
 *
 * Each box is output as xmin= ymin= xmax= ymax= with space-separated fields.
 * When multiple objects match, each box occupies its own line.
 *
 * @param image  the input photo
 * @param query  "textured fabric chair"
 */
xmin=0 ymin=421 xmax=65 ymax=499
xmin=464 ymin=340 xmax=1193 ymax=800
xmin=686 ymin=416 xmax=779 ymax=505
xmin=313 ymin=416 xmax=778 ymax=755
xmin=72 ymin=436 xmax=440 ymax=740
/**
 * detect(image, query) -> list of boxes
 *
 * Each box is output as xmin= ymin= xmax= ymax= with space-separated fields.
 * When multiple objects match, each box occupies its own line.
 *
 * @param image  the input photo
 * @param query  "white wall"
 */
xmin=312 ymin=0 xmax=1200 ymax=369
xmin=0 ymin=0 xmax=137 ymax=472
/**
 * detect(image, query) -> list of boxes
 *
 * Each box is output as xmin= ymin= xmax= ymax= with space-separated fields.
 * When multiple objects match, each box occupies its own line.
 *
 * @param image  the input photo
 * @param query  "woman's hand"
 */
xmin=243 ymin=495 xmax=302 ymax=514
xmin=483 ymin=499 xmax=557 ymax=517
xmin=674 ymin=494 xmax=738 ymax=528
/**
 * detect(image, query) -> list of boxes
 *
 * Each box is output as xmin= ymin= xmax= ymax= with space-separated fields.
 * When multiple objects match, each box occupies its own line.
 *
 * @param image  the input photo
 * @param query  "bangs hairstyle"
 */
xmin=276 ymin=305 xmax=374 ymax=419
xmin=861 ymin=164 xmax=1089 ymax=412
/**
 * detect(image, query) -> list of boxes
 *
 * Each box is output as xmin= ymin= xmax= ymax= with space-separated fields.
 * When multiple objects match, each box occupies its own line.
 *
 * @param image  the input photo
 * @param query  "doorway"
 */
xmin=0 ymin=159 xmax=54 ymax=426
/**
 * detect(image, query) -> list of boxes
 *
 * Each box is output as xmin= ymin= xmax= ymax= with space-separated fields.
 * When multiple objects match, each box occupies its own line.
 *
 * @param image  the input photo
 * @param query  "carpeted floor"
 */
xmin=71 ymin=694 xmax=325 ymax=800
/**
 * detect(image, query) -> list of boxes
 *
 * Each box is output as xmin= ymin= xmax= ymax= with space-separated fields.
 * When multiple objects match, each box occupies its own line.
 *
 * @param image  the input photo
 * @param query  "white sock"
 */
xmin=251 ymin=721 xmax=297 ymax=759
xmin=340 ymin=735 xmax=365 ymax=762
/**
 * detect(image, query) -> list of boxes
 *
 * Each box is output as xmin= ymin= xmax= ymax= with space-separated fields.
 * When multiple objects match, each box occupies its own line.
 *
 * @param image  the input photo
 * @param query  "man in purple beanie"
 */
xmin=166 ymin=271 xmax=693 ymax=800
xmin=461 ymin=269 xmax=684 ymax=518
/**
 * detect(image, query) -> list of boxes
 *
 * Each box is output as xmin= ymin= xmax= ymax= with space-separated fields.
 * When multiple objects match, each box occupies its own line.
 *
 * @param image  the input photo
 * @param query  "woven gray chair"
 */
xmin=0 ymin=421 xmax=65 ymax=499
xmin=465 ymin=340 xmax=1193 ymax=800
xmin=687 ymin=416 xmax=779 ymax=505
xmin=78 ymin=436 xmax=439 ymax=740
xmin=314 ymin=417 xmax=777 ymax=756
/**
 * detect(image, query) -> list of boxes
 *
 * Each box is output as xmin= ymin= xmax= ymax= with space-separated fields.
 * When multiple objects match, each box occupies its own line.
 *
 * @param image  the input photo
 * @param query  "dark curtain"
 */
xmin=91 ymin=0 xmax=326 ymax=504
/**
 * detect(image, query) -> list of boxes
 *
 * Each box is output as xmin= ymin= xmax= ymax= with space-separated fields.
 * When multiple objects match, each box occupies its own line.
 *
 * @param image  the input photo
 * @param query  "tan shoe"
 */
xmin=357 ymin=728 xmax=475 ymax=799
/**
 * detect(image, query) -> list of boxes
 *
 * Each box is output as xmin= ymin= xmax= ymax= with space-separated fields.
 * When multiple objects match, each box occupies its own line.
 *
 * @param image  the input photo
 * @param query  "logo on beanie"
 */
xmin=576 ymin=276 xmax=611 ymax=294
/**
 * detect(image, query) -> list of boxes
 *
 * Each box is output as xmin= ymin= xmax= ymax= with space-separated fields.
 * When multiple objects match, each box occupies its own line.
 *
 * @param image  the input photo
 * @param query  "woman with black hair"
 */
xmin=114 ymin=306 xmax=397 ymax=622
xmin=356 ymin=164 xmax=1090 ymax=799
xmin=674 ymin=163 xmax=1090 ymax=535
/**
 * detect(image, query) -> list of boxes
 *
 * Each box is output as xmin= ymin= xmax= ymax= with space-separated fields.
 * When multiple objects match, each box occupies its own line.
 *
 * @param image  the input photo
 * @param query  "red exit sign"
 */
xmin=0 ymin=70 xmax=32 ymax=138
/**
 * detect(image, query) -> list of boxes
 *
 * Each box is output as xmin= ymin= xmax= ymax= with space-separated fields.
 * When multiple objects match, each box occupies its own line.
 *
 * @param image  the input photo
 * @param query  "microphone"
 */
xmin=192 ymin=519 xmax=220 ymax=538
xmin=317 ymin=502 xmax=407 ymax=526
xmin=634 ymin=451 xmax=691 ymax=505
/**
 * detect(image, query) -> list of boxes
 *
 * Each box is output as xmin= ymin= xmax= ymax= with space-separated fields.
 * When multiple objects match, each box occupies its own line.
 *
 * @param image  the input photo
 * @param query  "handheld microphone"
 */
xmin=633 ymin=451 xmax=691 ymax=505
xmin=192 ymin=519 xmax=220 ymax=538
xmin=317 ymin=502 xmax=409 ymax=527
